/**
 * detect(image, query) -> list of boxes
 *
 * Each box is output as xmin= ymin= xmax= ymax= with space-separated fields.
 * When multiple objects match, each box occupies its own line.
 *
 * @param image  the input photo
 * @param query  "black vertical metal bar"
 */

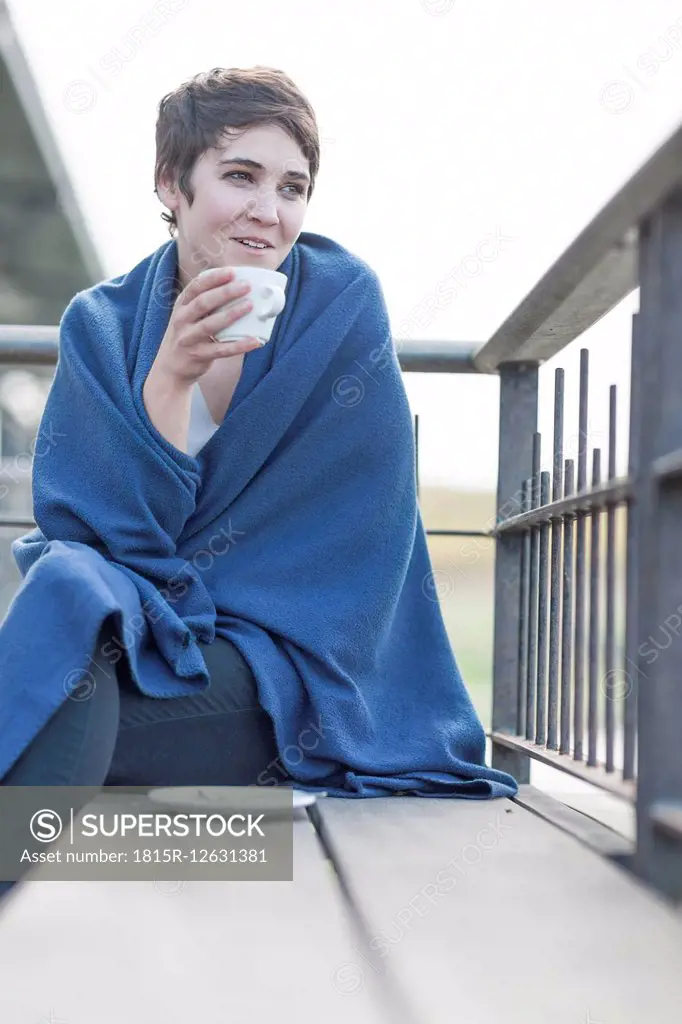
xmin=604 ymin=386 xmax=617 ymax=773
xmin=587 ymin=449 xmax=602 ymax=768
xmin=622 ymin=513 xmax=638 ymax=778
xmin=573 ymin=349 xmax=589 ymax=762
xmin=491 ymin=364 xmax=538 ymax=784
xmin=535 ymin=470 xmax=551 ymax=745
xmin=526 ymin=434 xmax=541 ymax=742
xmin=560 ymin=459 xmax=575 ymax=755
xmin=624 ymin=312 xmax=647 ymax=784
xmin=633 ymin=191 xmax=682 ymax=900
xmin=547 ymin=369 xmax=565 ymax=749
xmin=517 ymin=479 xmax=531 ymax=735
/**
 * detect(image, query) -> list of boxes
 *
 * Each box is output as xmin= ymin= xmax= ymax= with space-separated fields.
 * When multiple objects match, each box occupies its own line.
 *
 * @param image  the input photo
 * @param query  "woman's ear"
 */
xmin=156 ymin=175 xmax=179 ymax=213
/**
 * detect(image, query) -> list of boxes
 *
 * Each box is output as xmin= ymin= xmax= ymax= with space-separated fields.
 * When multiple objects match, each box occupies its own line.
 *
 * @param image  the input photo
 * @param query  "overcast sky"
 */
xmin=7 ymin=0 xmax=682 ymax=489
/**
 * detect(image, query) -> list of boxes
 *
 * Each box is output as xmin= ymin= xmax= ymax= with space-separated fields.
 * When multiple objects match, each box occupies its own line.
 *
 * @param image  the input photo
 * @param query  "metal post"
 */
xmin=634 ymin=189 xmax=682 ymax=900
xmin=491 ymin=362 xmax=539 ymax=782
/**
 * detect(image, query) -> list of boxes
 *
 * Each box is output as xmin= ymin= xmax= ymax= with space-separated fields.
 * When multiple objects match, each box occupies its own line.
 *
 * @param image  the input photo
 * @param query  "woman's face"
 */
xmin=161 ymin=123 xmax=311 ymax=281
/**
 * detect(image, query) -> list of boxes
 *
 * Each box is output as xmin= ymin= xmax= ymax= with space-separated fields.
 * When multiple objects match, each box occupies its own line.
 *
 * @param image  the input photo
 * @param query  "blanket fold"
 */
xmin=0 ymin=232 xmax=518 ymax=799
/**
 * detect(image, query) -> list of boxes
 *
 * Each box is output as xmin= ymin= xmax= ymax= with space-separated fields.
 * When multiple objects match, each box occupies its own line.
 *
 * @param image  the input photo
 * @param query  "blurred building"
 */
xmin=0 ymin=0 xmax=103 ymax=611
xmin=0 ymin=0 xmax=102 ymax=323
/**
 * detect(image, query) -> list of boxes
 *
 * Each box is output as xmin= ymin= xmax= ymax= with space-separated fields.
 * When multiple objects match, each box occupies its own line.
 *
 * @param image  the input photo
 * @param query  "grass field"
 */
xmin=419 ymin=486 xmax=497 ymax=731
xmin=420 ymin=484 xmax=630 ymax=741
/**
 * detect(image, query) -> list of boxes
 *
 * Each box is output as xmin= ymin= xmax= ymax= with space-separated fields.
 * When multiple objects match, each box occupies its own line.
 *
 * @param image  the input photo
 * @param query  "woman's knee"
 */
xmin=1 ymin=619 xmax=122 ymax=786
xmin=199 ymin=637 xmax=262 ymax=713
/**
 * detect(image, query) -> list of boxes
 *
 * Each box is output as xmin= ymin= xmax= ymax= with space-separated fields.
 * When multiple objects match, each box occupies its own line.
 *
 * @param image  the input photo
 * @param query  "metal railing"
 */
xmin=2 ymin=118 xmax=682 ymax=902
xmin=478 ymin=117 xmax=682 ymax=904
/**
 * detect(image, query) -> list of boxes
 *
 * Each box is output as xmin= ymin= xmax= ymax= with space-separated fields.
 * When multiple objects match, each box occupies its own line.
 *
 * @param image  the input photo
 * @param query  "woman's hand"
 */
xmin=153 ymin=266 xmax=263 ymax=387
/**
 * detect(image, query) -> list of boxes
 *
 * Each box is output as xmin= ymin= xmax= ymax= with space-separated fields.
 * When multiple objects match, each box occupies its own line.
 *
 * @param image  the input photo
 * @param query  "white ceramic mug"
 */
xmin=201 ymin=266 xmax=288 ymax=345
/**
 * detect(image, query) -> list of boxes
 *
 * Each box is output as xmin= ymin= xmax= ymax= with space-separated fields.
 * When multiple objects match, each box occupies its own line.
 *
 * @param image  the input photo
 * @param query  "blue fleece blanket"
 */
xmin=0 ymin=233 xmax=517 ymax=799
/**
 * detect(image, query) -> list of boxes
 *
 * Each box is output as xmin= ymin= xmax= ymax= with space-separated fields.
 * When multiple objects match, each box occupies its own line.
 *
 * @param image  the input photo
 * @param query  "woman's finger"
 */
xmin=192 ymin=299 xmax=253 ymax=341
xmin=185 ymin=279 xmax=251 ymax=324
xmin=176 ymin=266 xmax=235 ymax=308
xmin=192 ymin=336 xmax=262 ymax=361
xmin=213 ymin=336 xmax=263 ymax=357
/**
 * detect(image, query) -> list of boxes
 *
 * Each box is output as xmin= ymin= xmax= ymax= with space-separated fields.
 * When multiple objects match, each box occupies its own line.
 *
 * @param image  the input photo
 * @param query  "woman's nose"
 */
xmin=246 ymin=187 xmax=279 ymax=222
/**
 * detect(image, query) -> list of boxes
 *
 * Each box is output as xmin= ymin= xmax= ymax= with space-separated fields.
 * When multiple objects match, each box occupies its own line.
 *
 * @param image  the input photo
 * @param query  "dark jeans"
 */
xmin=0 ymin=620 xmax=283 ymax=902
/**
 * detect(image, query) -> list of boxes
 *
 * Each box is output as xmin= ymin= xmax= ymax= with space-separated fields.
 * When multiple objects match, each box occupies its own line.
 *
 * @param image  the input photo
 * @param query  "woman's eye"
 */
xmin=222 ymin=171 xmax=304 ymax=197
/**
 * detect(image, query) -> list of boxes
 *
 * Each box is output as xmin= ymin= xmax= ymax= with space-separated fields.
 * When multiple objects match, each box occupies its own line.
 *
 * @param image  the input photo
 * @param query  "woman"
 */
xmin=0 ymin=66 xmax=517 ymax=847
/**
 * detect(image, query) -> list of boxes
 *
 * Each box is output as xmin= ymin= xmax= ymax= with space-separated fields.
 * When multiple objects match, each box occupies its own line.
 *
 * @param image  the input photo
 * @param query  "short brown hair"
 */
xmin=154 ymin=66 xmax=320 ymax=235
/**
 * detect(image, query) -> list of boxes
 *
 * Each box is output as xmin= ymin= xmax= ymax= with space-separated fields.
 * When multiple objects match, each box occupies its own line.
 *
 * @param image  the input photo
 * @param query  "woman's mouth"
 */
xmin=232 ymin=238 xmax=273 ymax=252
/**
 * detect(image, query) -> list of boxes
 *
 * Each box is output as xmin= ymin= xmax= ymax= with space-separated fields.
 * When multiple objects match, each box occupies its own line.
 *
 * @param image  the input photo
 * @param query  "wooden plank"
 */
xmin=314 ymin=796 xmax=682 ymax=1024
xmin=0 ymin=814 xmax=392 ymax=1024
xmin=512 ymin=784 xmax=634 ymax=859
xmin=531 ymin=764 xmax=637 ymax=841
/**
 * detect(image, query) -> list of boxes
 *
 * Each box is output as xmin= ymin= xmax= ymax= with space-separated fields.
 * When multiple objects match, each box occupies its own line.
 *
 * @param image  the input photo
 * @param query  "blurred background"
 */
xmin=2 ymin=0 xmax=682 ymax=754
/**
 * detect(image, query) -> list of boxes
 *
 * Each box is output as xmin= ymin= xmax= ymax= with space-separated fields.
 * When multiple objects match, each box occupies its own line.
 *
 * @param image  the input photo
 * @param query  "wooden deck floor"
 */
xmin=1 ymin=790 xmax=681 ymax=1023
